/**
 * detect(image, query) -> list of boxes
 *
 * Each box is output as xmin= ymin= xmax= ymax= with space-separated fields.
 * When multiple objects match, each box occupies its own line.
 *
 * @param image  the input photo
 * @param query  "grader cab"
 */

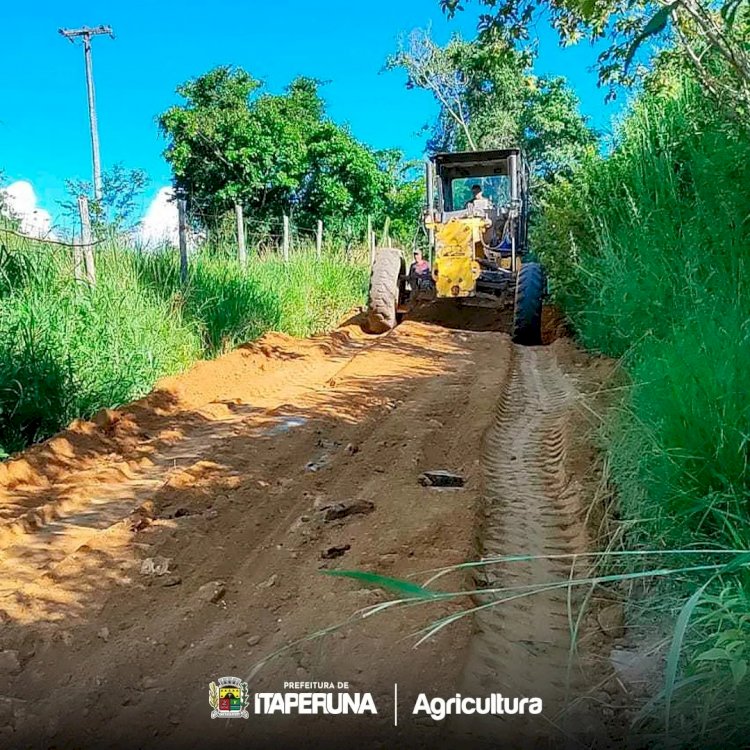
xmin=365 ymin=148 xmax=545 ymax=345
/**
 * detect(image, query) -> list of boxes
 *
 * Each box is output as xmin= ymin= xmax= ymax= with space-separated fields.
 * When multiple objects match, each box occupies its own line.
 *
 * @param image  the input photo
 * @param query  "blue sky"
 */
xmin=0 ymin=0 xmax=620 ymax=226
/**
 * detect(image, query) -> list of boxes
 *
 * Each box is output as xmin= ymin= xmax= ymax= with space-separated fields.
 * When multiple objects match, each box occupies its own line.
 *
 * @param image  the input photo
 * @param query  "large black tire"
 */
xmin=512 ymin=262 xmax=545 ymax=345
xmin=365 ymin=248 xmax=404 ymax=334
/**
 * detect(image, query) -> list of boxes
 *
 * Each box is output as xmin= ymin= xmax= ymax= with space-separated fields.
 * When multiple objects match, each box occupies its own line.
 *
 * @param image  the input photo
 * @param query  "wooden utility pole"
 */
xmin=77 ymin=195 xmax=96 ymax=285
xmin=178 ymin=197 xmax=189 ymax=284
xmin=235 ymin=203 xmax=247 ymax=265
xmin=59 ymin=25 xmax=114 ymax=203
xmin=316 ymin=220 xmax=323 ymax=259
xmin=282 ymin=215 xmax=290 ymax=262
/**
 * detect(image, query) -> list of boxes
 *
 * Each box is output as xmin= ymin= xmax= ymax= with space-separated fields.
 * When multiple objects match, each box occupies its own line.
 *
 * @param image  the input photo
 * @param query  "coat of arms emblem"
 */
xmin=209 ymin=676 xmax=250 ymax=719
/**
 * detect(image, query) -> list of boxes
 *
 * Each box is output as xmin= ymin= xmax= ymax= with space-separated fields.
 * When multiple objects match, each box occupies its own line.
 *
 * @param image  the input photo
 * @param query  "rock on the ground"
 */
xmin=0 ymin=650 xmax=21 ymax=675
xmin=418 ymin=470 xmax=465 ymax=488
xmin=127 ymin=506 xmax=153 ymax=532
xmin=197 ymin=581 xmax=226 ymax=604
xmin=319 ymin=500 xmax=375 ymax=521
xmin=597 ymin=602 xmax=625 ymax=638
xmin=321 ymin=544 xmax=351 ymax=560
xmin=140 ymin=556 xmax=172 ymax=576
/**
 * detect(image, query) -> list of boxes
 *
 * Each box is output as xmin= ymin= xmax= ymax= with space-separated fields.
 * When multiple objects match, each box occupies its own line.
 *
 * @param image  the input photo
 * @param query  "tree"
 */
xmin=62 ymin=164 xmax=149 ymax=231
xmin=296 ymin=123 xmax=389 ymax=233
xmin=376 ymin=150 xmax=425 ymax=246
xmin=388 ymin=30 xmax=480 ymax=150
xmin=159 ymin=67 xmax=265 ymax=219
xmin=160 ymin=69 xmax=351 ymax=223
xmin=440 ymin=0 xmax=750 ymax=118
xmin=388 ymin=29 xmax=597 ymax=180
xmin=159 ymin=66 xmax=422 ymax=243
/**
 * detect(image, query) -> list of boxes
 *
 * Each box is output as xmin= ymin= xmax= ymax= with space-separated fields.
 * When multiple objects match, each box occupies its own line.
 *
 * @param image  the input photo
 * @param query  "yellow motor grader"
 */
xmin=365 ymin=148 xmax=545 ymax=345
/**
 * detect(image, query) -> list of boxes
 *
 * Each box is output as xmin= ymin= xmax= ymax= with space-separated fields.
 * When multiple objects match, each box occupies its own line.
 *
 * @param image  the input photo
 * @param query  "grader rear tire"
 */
xmin=512 ymin=262 xmax=545 ymax=345
xmin=365 ymin=248 xmax=404 ymax=334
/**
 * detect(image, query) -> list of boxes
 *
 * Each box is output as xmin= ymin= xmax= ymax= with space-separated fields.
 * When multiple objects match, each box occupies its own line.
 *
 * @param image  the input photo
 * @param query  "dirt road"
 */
xmin=0 ymin=306 xmax=622 ymax=749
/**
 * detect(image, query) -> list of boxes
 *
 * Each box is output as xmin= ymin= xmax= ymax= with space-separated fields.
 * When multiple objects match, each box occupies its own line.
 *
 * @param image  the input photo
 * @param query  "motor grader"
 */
xmin=365 ymin=148 xmax=545 ymax=345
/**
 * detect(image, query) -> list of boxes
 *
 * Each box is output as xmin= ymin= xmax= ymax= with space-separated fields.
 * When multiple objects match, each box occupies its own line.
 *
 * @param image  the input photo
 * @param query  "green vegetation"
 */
xmin=0 ymin=65 xmax=406 ymax=458
xmin=62 ymin=164 xmax=150 ymax=231
xmin=158 ymin=68 xmax=422 ymax=245
xmin=0 ymin=234 xmax=367 ymax=456
xmin=535 ymin=75 xmax=750 ymax=744
xmin=132 ymin=247 xmax=368 ymax=348
xmin=388 ymin=28 xmax=596 ymax=180
xmin=439 ymin=0 xmax=749 ymax=739
xmin=442 ymin=0 xmax=749 ymax=119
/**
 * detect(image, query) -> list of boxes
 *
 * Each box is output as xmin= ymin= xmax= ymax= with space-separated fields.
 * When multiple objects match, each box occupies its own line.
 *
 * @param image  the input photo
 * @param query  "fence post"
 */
xmin=380 ymin=217 xmax=391 ymax=248
xmin=316 ymin=220 xmax=323 ymax=259
xmin=178 ymin=197 xmax=189 ymax=284
xmin=72 ymin=238 xmax=85 ymax=284
xmin=235 ymin=202 xmax=247 ymax=266
xmin=282 ymin=215 xmax=290 ymax=262
xmin=77 ymin=195 xmax=96 ymax=286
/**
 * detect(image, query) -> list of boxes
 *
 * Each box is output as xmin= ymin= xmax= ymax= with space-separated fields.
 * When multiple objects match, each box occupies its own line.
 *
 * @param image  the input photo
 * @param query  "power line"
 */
xmin=59 ymin=25 xmax=114 ymax=203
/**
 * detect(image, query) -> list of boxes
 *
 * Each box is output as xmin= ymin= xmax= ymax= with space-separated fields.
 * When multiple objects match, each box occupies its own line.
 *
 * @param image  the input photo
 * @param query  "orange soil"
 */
xmin=0 ymin=308 xmax=622 ymax=749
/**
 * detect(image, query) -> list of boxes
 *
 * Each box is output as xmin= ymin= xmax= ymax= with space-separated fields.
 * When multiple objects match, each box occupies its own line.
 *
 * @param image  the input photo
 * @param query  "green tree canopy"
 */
xmin=387 ymin=29 xmax=597 ymax=181
xmin=159 ymin=66 xmax=420 ymax=243
xmin=441 ymin=0 xmax=750 ymax=118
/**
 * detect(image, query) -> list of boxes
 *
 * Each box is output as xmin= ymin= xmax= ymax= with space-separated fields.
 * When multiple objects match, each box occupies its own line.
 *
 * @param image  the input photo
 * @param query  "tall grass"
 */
xmin=0 ymin=236 xmax=367 ymax=456
xmin=535 ymin=78 xmax=750 ymax=744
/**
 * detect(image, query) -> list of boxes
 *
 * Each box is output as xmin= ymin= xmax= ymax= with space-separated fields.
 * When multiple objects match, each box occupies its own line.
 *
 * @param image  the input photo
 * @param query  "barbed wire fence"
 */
xmin=0 ymin=196 xmax=103 ymax=287
xmin=183 ymin=198 xmax=380 ymax=268
xmin=1 ymin=193 xmax=387 ymax=288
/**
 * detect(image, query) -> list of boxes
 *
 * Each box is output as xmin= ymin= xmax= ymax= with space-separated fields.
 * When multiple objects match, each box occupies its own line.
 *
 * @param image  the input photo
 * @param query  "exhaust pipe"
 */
xmin=425 ymin=160 xmax=435 ymax=260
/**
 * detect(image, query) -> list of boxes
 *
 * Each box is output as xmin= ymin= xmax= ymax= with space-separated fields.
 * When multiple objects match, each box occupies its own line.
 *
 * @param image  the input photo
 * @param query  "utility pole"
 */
xmin=59 ymin=25 xmax=114 ymax=203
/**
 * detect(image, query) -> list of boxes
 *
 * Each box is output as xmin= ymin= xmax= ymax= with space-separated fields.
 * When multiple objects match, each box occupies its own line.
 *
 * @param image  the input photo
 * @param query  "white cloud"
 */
xmin=138 ymin=187 xmax=179 ymax=247
xmin=1 ymin=181 xmax=53 ymax=238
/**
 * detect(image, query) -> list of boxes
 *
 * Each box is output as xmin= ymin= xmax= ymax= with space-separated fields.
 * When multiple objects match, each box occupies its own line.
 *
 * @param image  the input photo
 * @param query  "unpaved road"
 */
xmin=0 ymin=306 xmax=623 ymax=749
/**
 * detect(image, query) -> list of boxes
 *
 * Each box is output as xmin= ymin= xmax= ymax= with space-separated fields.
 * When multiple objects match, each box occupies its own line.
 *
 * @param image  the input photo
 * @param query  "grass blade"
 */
xmin=664 ymin=583 xmax=709 ymax=732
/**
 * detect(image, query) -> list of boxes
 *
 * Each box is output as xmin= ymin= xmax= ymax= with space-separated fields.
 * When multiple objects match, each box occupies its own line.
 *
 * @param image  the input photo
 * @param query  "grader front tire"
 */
xmin=365 ymin=248 xmax=404 ymax=334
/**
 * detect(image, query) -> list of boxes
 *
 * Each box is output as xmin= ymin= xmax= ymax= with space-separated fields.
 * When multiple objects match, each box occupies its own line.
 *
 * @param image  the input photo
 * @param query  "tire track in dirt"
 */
xmin=461 ymin=344 xmax=594 ymax=745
